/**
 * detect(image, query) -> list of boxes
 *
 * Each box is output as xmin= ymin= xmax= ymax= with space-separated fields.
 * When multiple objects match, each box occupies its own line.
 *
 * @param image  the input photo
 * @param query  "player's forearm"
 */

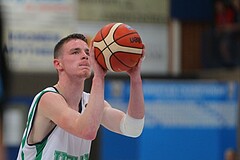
xmin=88 ymin=76 xmax=105 ymax=122
xmin=81 ymin=76 xmax=105 ymax=139
xmin=127 ymin=76 xmax=145 ymax=119
xmin=119 ymin=76 xmax=145 ymax=137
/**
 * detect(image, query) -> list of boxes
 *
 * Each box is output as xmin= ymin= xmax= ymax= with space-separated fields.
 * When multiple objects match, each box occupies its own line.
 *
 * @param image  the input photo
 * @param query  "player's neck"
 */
xmin=55 ymin=80 xmax=84 ymax=109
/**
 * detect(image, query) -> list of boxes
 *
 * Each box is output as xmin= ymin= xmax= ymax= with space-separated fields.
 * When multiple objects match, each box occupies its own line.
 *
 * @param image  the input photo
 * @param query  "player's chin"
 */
xmin=79 ymin=66 xmax=90 ymax=71
xmin=80 ymin=69 xmax=91 ymax=78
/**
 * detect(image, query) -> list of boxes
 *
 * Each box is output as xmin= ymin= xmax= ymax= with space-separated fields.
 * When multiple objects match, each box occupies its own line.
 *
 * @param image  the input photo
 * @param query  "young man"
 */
xmin=17 ymin=33 xmax=145 ymax=160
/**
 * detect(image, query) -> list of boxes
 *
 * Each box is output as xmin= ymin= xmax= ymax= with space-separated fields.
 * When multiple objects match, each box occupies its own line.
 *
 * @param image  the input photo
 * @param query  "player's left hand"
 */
xmin=126 ymin=44 xmax=145 ymax=78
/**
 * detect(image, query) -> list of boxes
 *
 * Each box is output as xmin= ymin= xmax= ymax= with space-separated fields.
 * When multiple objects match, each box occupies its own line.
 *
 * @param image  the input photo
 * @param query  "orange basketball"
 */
xmin=93 ymin=23 xmax=144 ymax=72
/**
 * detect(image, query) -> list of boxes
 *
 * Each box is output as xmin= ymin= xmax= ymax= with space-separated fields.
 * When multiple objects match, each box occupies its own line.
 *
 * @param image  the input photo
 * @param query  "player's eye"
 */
xmin=72 ymin=51 xmax=80 ymax=54
xmin=85 ymin=50 xmax=90 ymax=56
xmin=85 ymin=49 xmax=90 ymax=56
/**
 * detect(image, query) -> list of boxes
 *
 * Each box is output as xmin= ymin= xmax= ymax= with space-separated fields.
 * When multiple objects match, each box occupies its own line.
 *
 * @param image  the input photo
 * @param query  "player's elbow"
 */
xmin=126 ymin=128 xmax=143 ymax=138
xmin=81 ymin=128 xmax=98 ymax=140
xmin=84 ymin=134 xmax=97 ymax=141
xmin=122 ymin=126 xmax=144 ymax=138
xmin=120 ymin=114 xmax=145 ymax=138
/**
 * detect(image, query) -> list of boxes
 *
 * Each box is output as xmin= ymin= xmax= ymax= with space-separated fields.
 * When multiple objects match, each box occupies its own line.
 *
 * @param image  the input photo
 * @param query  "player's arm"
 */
xmin=38 ymin=88 xmax=103 ymax=141
xmin=100 ymin=101 xmax=124 ymax=134
xmin=128 ymin=47 xmax=145 ymax=113
xmin=102 ymin=76 xmax=145 ymax=138
xmin=37 ymin=72 xmax=105 ymax=141
xmin=101 ymin=49 xmax=145 ymax=137
xmin=101 ymin=81 xmax=145 ymax=138
xmin=123 ymin=47 xmax=145 ymax=137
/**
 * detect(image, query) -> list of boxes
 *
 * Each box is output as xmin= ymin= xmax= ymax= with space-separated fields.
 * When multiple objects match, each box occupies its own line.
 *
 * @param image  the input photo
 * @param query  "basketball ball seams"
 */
xmin=114 ymin=51 xmax=143 ymax=56
xmin=96 ymin=23 xmax=121 ymax=57
xmin=94 ymin=32 xmax=142 ymax=71
xmin=110 ymin=42 xmax=142 ymax=55
xmin=113 ymin=32 xmax=142 ymax=48
xmin=111 ymin=54 xmax=132 ymax=71
xmin=93 ymin=22 xmax=143 ymax=72
xmin=100 ymin=28 xmax=110 ymax=48
xmin=98 ymin=28 xmax=114 ymax=60
xmin=95 ymin=28 xmax=113 ymax=61
xmin=113 ymin=53 xmax=138 ymax=68
xmin=113 ymin=23 xmax=143 ymax=49
xmin=94 ymin=40 xmax=111 ymax=70
xmin=113 ymin=54 xmax=130 ymax=68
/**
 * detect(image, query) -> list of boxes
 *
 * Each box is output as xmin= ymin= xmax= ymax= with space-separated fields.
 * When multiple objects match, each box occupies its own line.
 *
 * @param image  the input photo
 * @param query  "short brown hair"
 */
xmin=54 ymin=33 xmax=88 ymax=58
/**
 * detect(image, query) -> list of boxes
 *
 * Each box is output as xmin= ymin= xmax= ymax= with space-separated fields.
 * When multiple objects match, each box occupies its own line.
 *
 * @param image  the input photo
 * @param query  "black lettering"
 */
xmin=130 ymin=37 xmax=142 ymax=43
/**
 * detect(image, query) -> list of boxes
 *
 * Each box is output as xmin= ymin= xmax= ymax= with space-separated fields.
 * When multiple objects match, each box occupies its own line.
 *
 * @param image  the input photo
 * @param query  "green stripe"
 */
xmin=21 ymin=99 xmax=38 ymax=148
xmin=20 ymin=89 xmax=57 ymax=158
xmin=21 ymin=151 xmax=24 ymax=160
xmin=35 ymin=138 xmax=48 ymax=160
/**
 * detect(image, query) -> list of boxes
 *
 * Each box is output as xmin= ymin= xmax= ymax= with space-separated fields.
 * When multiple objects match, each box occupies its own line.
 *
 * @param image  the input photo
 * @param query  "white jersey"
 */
xmin=17 ymin=87 xmax=92 ymax=160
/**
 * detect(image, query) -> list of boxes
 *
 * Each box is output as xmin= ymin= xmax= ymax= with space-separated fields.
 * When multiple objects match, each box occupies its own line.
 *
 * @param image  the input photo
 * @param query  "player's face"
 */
xmin=60 ymin=39 xmax=91 ymax=78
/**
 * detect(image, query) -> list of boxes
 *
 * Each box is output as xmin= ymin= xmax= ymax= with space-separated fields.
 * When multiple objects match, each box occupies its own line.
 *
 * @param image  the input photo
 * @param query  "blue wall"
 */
xmin=101 ymin=80 xmax=238 ymax=160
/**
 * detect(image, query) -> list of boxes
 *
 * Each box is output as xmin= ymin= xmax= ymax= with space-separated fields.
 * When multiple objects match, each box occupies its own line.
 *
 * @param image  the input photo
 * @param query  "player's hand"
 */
xmin=89 ymin=40 xmax=107 ymax=78
xmin=126 ymin=44 xmax=145 ymax=78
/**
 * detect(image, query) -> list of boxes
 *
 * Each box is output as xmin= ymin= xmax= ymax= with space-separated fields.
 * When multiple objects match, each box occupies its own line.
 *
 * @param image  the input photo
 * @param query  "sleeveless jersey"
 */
xmin=17 ymin=87 xmax=91 ymax=160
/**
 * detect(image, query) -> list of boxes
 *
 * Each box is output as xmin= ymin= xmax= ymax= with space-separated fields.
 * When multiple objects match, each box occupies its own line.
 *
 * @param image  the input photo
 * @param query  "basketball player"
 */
xmin=17 ymin=33 xmax=145 ymax=160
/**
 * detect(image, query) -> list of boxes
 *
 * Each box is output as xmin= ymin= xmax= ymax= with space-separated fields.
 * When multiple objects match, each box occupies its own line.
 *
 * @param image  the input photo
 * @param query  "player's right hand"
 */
xmin=89 ymin=39 xmax=107 ymax=78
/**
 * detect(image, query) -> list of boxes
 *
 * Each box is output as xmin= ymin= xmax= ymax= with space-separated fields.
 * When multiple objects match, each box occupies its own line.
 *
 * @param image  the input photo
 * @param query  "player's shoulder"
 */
xmin=35 ymin=86 xmax=58 ymax=96
xmin=37 ymin=87 xmax=66 ymax=110
xmin=43 ymin=86 xmax=59 ymax=93
xmin=33 ymin=86 xmax=62 ymax=103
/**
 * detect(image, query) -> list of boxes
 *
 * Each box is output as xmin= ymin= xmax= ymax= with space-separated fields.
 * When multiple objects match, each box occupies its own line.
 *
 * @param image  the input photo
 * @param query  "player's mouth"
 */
xmin=79 ymin=61 xmax=90 ymax=67
xmin=79 ymin=63 xmax=90 ymax=70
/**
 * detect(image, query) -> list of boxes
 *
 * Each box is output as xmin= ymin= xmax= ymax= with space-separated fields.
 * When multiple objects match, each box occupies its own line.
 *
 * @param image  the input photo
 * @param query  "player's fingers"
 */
xmin=139 ymin=46 xmax=146 ymax=64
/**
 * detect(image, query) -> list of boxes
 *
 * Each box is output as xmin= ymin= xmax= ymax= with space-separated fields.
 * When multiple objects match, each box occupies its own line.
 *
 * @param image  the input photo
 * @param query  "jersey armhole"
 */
xmin=27 ymin=89 xmax=59 ymax=146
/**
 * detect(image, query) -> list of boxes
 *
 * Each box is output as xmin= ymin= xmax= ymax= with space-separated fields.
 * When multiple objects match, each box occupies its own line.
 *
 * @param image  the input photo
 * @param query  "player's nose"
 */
xmin=81 ymin=51 xmax=89 ymax=60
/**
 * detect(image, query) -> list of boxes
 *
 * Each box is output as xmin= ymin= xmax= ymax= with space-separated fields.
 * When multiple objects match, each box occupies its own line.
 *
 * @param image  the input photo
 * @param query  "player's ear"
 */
xmin=53 ymin=59 xmax=63 ymax=70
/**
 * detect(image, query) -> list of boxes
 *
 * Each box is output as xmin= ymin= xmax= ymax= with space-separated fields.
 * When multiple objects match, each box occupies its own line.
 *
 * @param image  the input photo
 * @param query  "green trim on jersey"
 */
xmin=20 ymin=89 xmax=58 ymax=160
xmin=35 ymin=138 xmax=48 ymax=160
xmin=21 ymin=150 xmax=24 ymax=160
